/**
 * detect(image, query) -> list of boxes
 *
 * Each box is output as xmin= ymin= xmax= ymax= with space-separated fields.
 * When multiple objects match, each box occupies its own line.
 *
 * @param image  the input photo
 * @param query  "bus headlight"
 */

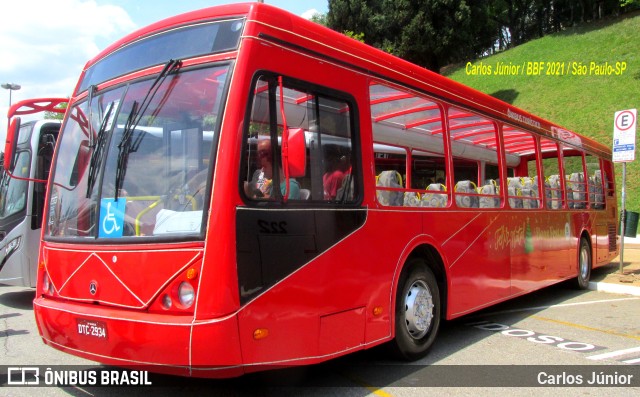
xmin=42 ymin=272 xmax=52 ymax=295
xmin=4 ymin=236 xmax=21 ymax=257
xmin=178 ymin=281 xmax=194 ymax=308
xmin=161 ymin=294 xmax=172 ymax=309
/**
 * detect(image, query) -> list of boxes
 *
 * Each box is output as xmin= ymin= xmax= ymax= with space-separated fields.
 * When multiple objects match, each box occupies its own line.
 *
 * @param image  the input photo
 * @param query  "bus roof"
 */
xmin=82 ymin=2 xmax=610 ymax=160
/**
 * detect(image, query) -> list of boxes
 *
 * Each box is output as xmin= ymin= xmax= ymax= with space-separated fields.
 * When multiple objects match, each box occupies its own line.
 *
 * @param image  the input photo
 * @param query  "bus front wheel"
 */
xmin=391 ymin=260 xmax=441 ymax=361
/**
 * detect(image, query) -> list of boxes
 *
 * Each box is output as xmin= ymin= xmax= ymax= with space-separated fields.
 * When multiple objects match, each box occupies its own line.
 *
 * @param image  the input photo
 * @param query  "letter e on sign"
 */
xmin=612 ymin=109 xmax=637 ymax=163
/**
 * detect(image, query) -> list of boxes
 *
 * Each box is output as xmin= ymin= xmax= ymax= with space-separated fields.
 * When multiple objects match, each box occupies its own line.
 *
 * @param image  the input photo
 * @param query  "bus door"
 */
xmin=235 ymin=40 xmax=377 ymax=364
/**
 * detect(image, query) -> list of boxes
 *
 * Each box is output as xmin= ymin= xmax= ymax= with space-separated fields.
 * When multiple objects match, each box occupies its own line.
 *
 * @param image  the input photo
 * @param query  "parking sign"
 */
xmin=612 ymin=109 xmax=637 ymax=162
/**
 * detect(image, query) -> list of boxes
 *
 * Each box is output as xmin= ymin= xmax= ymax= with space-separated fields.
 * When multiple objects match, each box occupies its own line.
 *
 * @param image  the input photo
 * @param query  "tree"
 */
xmin=492 ymin=0 xmax=631 ymax=49
xmin=327 ymin=0 xmax=499 ymax=73
xmin=310 ymin=12 xmax=328 ymax=26
xmin=327 ymin=0 xmax=635 ymax=72
xmin=44 ymin=101 xmax=68 ymax=120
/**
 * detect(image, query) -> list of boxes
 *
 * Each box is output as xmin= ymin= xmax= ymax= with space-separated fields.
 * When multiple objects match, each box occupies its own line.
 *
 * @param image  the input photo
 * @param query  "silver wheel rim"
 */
xmin=404 ymin=279 xmax=434 ymax=340
xmin=580 ymin=243 xmax=590 ymax=280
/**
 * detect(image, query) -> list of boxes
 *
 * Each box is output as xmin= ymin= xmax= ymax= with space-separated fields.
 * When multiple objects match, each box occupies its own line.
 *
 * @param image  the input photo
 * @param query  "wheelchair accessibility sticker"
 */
xmin=99 ymin=198 xmax=126 ymax=238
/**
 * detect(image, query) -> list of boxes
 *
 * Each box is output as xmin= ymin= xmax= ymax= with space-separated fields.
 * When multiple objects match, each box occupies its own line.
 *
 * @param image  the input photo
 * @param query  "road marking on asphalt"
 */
xmin=340 ymin=372 xmax=394 ymax=397
xmin=470 ymin=297 xmax=640 ymax=318
xmin=587 ymin=346 xmax=640 ymax=360
xmin=624 ymin=357 xmax=640 ymax=364
xmin=72 ymin=386 xmax=95 ymax=396
xmin=469 ymin=321 xmax=605 ymax=353
xmin=531 ymin=315 xmax=640 ymax=342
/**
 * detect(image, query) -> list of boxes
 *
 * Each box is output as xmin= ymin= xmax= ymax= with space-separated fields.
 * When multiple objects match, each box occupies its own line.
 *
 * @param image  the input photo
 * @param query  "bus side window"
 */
xmin=601 ymin=159 xmax=615 ymax=199
xmin=411 ymin=150 xmax=448 ymax=208
xmin=562 ymin=147 xmax=587 ymax=210
xmin=504 ymin=128 xmax=540 ymax=209
xmin=373 ymin=149 xmax=406 ymax=207
xmin=540 ymin=138 xmax=563 ymax=210
xmin=447 ymin=107 xmax=497 ymax=209
xmin=243 ymin=74 xmax=357 ymax=204
xmin=369 ymin=82 xmax=446 ymax=209
xmin=315 ymin=96 xmax=356 ymax=203
xmin=323 ymin=146 xmax=351 ymax=201
xmin=584 ymin=153 xmax=604 ymax=209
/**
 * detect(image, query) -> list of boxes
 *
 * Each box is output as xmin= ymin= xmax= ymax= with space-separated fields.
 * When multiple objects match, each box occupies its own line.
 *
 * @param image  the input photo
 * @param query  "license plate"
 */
xmin=76 ymin=318 xmax=108 ymax=339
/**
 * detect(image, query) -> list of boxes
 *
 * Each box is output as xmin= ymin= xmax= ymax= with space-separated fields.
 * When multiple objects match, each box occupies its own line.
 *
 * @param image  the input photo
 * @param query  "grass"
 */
xmin=444 ymin=11 xmax=640 ymax=216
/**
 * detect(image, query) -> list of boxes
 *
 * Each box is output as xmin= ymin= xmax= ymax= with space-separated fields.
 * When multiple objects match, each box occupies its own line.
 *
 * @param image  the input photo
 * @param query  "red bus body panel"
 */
xmin=33 ymin=2 xmax=618 ymax=377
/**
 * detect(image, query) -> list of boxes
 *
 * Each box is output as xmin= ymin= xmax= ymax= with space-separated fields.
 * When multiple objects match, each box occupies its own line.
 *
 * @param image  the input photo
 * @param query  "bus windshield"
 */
xmin=0 ymin=151 xmax=31 ymax=220
xmin=0 ymin=122 xmax=35 ymax=220
xmin=46 ymin=64 xmax=230 ymax=241
xmin=78 ymin=18 xmax=244 ymax=93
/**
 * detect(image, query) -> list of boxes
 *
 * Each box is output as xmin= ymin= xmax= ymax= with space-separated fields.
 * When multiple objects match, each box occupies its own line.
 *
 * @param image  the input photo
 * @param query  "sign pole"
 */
xmin=612 ymin=108 xmax=637 ymax=275
xmin=620 ymin=162 xmax=626 ymax=274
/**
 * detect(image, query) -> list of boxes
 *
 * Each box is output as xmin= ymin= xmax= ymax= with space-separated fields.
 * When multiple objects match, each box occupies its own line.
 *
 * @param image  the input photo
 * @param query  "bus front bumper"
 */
xmin=33 ymin=297 xmax=244 ymax=378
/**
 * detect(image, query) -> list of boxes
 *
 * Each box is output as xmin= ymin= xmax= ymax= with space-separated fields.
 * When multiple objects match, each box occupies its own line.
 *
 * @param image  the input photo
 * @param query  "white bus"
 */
xmin=0 ymin=98 xmax=66 ymax=287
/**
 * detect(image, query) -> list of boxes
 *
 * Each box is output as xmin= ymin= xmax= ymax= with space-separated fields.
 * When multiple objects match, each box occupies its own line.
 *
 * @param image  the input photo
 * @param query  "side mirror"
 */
xmin=3 ymin=97 xmax=68 ymax=173
xmin=4 ymin=117 xmax=21 ymax=172
xmin=283 ymin=128 xmax=306 ymax=178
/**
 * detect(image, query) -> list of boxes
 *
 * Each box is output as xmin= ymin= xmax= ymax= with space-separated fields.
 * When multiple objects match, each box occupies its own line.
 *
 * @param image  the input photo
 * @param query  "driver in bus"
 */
xmin=246 ymin=138 xmax=301 ymax=200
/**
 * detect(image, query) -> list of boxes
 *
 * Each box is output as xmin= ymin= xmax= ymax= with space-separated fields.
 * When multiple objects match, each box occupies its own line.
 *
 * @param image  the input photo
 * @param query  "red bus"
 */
xmin=23 ymin=2 xmax=617 ymax=377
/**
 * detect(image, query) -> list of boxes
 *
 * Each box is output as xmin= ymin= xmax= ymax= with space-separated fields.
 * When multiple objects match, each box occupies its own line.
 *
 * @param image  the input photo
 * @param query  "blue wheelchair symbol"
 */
xmin=99 ymin=198 xmax=126 ymax=238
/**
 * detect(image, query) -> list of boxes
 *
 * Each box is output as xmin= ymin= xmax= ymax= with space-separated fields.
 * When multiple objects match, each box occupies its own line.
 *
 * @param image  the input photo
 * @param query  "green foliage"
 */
xmin=203 ymin=114 xmax=217 ymax=130
xmin=343 ymin=30 xmax=364 ymax=42
xmin=327 ymin=1 xmax=638 ymax=71
xmin=44 ymin=101 xmax=68 ymax=120
xmin=326 ymin=0 xmax=498 ymax=72
xmin=620 ymin=0 xmax=640 ymax=8
xmin=445 ymin=13 xmax=640 ymax=213
xmin=310 ymin=12 xmax=327 ymax=26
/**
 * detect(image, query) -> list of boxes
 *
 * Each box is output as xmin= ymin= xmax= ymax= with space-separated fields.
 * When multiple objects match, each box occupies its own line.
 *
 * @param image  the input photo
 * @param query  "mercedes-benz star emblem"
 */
xmin=89 ymin=281 xmax=98 ymax=295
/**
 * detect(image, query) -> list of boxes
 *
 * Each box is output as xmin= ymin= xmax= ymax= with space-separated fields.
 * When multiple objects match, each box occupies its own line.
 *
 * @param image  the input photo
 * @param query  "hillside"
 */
xmin=444 ymin=12 xmax=640 ymax=217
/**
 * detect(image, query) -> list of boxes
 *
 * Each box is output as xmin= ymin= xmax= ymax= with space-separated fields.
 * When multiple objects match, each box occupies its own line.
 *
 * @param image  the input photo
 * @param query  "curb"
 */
xmin=588 ymin=281 xmax=640 ymax=297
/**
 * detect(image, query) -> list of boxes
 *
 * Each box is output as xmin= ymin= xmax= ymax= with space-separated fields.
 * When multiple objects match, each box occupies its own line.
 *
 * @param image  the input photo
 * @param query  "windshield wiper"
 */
xmin=114 ymin=59 xmax=182 ymax=200
xmin=86 ymin=85 xmax=96 ymax=148
xmin=86 ymin=101 xmax=115 ymax=198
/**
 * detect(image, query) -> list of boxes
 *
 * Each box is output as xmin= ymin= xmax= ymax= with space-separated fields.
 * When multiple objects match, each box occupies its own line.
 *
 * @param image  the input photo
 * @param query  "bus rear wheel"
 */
xmin=575 ymin=237 xmax=592 ymax=290
xmin=391 ymin=260 xmax=441 ymax=361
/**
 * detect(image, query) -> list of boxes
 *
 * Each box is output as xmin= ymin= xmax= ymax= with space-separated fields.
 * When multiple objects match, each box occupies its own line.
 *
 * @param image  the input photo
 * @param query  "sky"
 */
xmin=0 ymin=0 xmax=328 ymax=142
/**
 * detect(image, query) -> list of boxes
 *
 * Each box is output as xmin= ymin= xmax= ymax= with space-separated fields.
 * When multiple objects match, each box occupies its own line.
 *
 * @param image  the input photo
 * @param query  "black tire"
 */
xmin=575 ymin=237 xmax=592 ymax=290
xmin=390 ymin=260 xmax=441 ymax=361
